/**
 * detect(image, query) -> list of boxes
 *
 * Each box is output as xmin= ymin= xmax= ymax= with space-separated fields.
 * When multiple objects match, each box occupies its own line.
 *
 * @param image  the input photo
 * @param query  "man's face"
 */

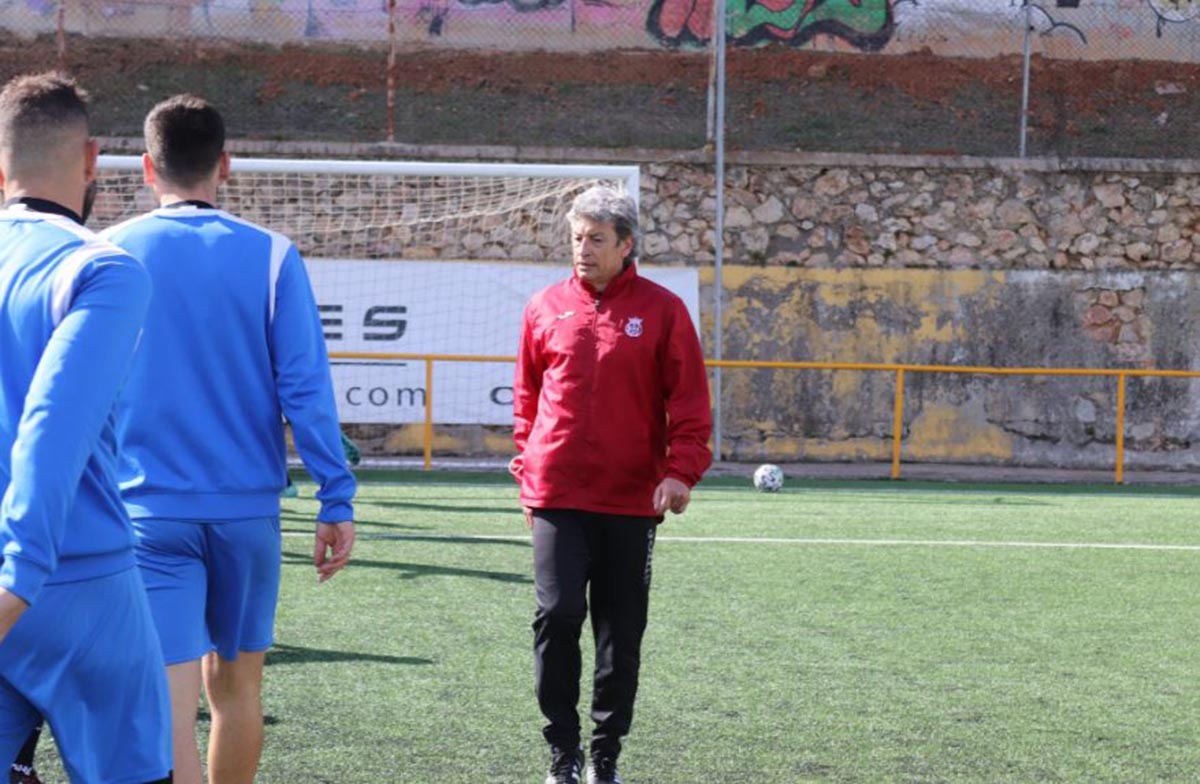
xmin=571 ymin=216 xmax=632 ymax=292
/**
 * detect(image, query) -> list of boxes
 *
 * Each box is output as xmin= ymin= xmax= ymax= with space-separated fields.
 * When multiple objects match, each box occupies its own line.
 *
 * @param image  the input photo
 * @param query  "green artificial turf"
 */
xmin=30 ymin=471 xmax=1200 ymax=782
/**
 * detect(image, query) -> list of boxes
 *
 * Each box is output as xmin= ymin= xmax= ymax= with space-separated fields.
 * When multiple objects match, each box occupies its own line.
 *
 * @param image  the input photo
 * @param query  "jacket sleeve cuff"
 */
xmin=0 ymin=555 xmax=49 ymax=606
xmin=317 ymin=501 xmax=354 ymax=524
xmin=665 ymin=468 xmax=700 ymax=489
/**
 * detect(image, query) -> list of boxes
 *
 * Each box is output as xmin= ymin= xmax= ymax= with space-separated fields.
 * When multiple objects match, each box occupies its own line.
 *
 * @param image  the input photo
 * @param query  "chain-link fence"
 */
xmin=2 ymin=0 xmax=1198 ymax=157
xmin=1 ymin=0 xmax=668 ymax=49
xmin=1 ymin=0 xmax=712 ymax=147
xmin=723 ymin=0 xmax=1200 ymax=159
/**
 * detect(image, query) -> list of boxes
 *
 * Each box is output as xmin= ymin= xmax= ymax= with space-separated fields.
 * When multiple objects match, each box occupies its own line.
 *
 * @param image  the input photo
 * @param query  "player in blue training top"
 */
xmin=102 ymin=95 xmax=356 ymax=784
xmin=0 ymin=72 xmax=172 ymax=783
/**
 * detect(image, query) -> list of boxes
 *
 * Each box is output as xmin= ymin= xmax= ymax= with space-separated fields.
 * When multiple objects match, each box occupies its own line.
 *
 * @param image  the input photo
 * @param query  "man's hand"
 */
xmin=0 ymin=588 xmax=28 ymax=644
xmin=523 ymin=506 xmax=534 ymax=530
xmin=653 ymin=477 xmax=691 ymax=516
xmin=314 ymin=521 xmax=355 ymax=583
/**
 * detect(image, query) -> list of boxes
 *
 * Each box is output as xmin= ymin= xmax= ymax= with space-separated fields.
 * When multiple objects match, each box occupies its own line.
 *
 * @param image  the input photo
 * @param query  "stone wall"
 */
xmin=635 ymin=155 xmax=1200 ymax=470
xmin=640 ymin=161 xmax=1200 ymax=276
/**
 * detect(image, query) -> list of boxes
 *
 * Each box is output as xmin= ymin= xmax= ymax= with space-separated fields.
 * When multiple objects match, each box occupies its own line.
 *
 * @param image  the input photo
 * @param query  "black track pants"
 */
xmin=532 ymin=508 xmax=657 ymax=758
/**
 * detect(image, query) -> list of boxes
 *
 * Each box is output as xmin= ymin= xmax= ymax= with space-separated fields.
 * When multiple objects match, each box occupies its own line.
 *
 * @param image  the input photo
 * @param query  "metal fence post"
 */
xmin=1019 ymin=1 xmax=1033 ymax=158
xmin=56 ymin=0 xmax=67 ymax=72
xmin=712 ymin=0 xmax=727 ymax=462
xmin=1115 ymin=372 xmax=1127 ymax=484
xmin=891 ymin=368 xmax=906 ymax=480
xmin=387 ymin=0 xmax=397 ymax=143
xmin=424 ymin=358 xmax=434 ymax=471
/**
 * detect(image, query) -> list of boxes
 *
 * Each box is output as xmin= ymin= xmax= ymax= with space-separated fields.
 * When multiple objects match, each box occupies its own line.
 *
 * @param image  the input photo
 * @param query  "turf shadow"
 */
xmin=279 ymin=519 xmax=434 ymax=538
xmin=197 ymin=709 xmax=280 ymax=726
xmin=279 ymin=530 xmax=529 ymax=547
xmin=280 ymin=510 xmax=433 ymax=530
xmin=357 ymin=533 xmax=531 ymax=548
xmin=367 ymin=500 xmax=518 ymax=515
xmin=265 ymin=642 xmax=433 ymax=667
xmin=281 ymin=551 xmax=531 ymax=584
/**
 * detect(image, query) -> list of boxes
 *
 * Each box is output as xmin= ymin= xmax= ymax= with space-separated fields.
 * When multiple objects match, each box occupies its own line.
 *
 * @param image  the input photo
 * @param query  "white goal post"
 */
xmin=90 ymin=156 xmax=656 ymax=433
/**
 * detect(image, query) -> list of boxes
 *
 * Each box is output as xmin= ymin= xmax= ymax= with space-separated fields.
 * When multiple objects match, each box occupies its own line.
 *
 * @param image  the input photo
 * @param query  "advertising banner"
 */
xmin=306 ymin=259 xmax=700 ymax=424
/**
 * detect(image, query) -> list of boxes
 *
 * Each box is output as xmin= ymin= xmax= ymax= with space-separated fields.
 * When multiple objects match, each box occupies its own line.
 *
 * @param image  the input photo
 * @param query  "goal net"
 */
xmin=93 ymin=156 xmax=641 ymax=459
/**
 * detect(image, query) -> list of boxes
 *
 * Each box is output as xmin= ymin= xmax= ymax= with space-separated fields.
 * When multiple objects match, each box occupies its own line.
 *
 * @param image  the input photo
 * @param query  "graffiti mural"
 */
xmin=647 ymin=0 xmax=895 ymax=50
xmin=1148 ymin=0 xmax=1200 ymax=36
xmin=1025 ymin=1 xmax=1088 ymax=45
xmin=456 ymin=0 xmax=567 ymax=11
xmin=0 ymin=0 xmax=55 ymax=15
xmin=5 ymin=0 xmax=1194 ymax=59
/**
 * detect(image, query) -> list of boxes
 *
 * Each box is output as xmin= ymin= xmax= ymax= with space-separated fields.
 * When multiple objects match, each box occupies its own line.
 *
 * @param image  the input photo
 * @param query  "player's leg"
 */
xmin=0 ymin=679 xmax=41 ymax=775
xmin=532 ymin=508 xmax=594 ymax=781
xmin=1 ymin=569 xmax=172 ymax=783
xmin=166 ymin=662 xmax=203 ymax=784
xmin=202 ymin=651 xmax=266 ymax=784
xmin=340 ymin=431 xmax=361 ymax=466
xmin=134 ymin=518 xmax=214 ymax=784
xmin=9 ymin=722 xmax=42 ymax=783
xmin=280 ymin=475 xmax=299 ymax=498
xmin=586 ymin=515 xmax=656 ymax=781
xmin=201 ymin=516 xmax=281 ymax=784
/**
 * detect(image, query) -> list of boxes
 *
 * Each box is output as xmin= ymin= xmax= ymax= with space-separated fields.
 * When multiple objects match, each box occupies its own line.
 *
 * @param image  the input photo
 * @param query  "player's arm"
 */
xmin=0 ymin=254 xmax=151 ymax=609
xmin=270 ymin=247 xmax=355 ymax=580
xmin=654 ymin=298 xmax=713 ymax=515
xmin=510 ymin=302 xmax=544 ymax=481
xmin=511 ymin=304 xmax=546 ymax=527
xmin=0 ymin=588 xmax=28 ymax=642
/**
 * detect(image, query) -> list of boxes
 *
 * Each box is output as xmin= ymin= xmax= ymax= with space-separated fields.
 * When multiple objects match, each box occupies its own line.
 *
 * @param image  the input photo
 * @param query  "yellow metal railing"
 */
xmin=332 ymin=352 xmax=1200 ymax=483
xmin=333 ymin=352 xmax=514 ymax=472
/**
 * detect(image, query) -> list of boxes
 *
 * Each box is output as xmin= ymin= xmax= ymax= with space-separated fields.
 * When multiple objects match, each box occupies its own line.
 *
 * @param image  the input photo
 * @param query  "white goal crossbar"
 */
xmin=96 ymin=156 xmax=641 ymax=212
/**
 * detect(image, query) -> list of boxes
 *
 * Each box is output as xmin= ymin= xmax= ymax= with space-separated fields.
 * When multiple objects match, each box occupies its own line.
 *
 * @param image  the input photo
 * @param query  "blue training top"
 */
xmin=102 ymin=205 xmax=355 ymax=524
xmin=0 ymin=202 xmax=151 ymax=604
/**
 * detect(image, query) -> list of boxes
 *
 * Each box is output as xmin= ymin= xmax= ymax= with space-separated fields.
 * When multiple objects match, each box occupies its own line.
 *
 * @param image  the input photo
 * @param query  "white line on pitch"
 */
xmin=660 ymin=536 xmax=1200 ymax=551
xmin=280 ymin=531 xmax=1200 ymax=551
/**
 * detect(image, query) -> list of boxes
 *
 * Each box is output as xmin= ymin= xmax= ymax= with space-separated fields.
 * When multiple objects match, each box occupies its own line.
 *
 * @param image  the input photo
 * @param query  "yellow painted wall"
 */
xmin=712 ymin=265 xmax=1016 ymax=463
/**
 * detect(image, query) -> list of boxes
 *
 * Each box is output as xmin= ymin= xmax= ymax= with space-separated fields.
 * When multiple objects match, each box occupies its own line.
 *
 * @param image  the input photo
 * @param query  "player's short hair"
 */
xmin=144 ymin=94 xmax=225 ymax=188
xmin=0 ymin=72 xmax=89 ymax=176
xmin=567 ymin=185 xmax=639 ymax=264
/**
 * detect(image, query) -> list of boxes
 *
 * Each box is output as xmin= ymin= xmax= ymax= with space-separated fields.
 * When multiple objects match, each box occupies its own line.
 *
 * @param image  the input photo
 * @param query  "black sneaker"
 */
xmin=586 ymin=756 xmax=622 ymax=784
xmin=545 ymin=746 xmax=584 ymax=784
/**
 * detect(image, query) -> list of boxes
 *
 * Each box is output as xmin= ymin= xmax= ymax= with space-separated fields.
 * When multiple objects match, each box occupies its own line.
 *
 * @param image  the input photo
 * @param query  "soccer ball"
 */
xmin=753 ymin=463 xmax=784 ymax=493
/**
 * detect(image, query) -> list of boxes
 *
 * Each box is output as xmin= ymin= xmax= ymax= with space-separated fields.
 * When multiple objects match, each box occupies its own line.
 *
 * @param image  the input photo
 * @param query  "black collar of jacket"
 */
xmin=161 ymin=199 xmax=216 ymax=210
xmin=4 ymin=197 xmax=83 ymax=225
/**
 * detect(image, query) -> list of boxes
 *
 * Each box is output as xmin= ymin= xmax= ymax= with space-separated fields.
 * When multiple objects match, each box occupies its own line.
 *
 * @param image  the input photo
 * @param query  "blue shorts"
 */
xmin=134 ymin=516 xmax=282 ymax=665
xmin=0 ymin=567 xmax=171 ymax=783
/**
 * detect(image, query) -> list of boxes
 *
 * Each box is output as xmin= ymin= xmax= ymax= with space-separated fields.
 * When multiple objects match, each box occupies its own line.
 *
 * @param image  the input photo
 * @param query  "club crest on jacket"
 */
xmin=624 ymin=317 xmax=643 ymax=338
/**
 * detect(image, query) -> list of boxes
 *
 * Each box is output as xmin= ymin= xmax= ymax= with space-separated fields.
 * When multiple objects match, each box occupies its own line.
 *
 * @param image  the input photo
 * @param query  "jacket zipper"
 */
xmin=585 ymin=292 xmax=602 ymax=454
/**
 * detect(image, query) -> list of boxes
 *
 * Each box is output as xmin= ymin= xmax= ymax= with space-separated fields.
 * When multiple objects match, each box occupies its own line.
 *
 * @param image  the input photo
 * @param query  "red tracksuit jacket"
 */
xmin=511 ymin=263 xmax=713 ymax=517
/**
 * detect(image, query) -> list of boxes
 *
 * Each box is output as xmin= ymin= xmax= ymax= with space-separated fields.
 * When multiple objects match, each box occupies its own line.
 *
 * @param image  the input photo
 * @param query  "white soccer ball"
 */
xmin=753 ymin=463 xmax=784 ymax=493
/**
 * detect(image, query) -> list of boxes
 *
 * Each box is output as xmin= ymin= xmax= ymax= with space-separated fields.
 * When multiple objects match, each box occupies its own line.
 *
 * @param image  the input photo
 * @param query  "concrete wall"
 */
xmin=711 ymin=265 xmax=1200 ymax=469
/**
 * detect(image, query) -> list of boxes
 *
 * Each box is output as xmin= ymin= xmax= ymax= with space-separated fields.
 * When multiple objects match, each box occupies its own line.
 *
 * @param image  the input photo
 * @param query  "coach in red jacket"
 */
xmin=511 ymin=185 xmax=712 ymax=784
